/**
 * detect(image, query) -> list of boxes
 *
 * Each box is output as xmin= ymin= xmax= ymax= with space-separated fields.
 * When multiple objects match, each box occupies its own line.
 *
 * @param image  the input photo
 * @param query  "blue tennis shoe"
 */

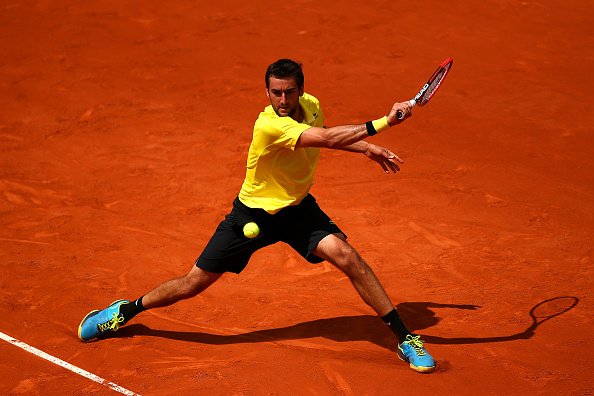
xmin=397 ymin=334 xmax=436 ymax=373
xmin=78 ymin=300 xmax=129 ymax=342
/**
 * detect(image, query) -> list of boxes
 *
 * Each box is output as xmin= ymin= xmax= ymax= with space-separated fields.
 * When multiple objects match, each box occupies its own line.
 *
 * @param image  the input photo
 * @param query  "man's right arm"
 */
xmin=295 ymin=101 xmax=412 ymax=150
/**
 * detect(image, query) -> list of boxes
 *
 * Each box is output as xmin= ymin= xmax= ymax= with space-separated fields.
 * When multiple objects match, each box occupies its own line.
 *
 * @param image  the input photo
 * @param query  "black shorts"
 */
xmin=196 ymin=194 xmax=344 ymax=274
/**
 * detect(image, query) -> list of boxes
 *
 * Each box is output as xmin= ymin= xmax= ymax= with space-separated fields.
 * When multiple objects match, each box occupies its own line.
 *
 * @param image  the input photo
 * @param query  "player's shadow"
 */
xmin=114 ymin=297 xmax=579 ymax=351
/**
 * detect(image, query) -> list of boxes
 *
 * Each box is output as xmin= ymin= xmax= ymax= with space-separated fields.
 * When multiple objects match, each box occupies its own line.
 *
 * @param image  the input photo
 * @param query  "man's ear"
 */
xmin=299 ymin=85 xmax=304 ymax=96
xmin=266 ymin=88 xmax=271 ymax=99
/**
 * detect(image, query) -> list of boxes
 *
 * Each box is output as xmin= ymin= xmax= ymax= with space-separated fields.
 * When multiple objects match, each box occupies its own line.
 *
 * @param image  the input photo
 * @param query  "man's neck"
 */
xmin=292 ymin=104 xmax=304 ymax=123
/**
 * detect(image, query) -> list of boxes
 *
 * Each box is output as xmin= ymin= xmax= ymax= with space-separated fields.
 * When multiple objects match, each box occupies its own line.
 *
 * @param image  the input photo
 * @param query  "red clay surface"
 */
xmin=1 ymin=1 xmax=593 ymax=395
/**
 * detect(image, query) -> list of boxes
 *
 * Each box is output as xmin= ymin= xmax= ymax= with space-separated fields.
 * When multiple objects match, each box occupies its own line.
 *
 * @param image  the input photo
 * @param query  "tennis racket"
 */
xmin=397 ymin=57 xmax=454 ymax=119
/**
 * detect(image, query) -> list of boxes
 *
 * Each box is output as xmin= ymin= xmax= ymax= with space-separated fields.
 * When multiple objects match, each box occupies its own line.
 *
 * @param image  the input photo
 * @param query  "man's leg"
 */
xmin=312 ymin=233 xmax=410 ymax=340
xmin=312 ymin=233 xmax=393 ymax=316
xmin=78 ymin=265 xmax=221 ymax=342
xmin=312 ymin=233 xmax=436 ymax=373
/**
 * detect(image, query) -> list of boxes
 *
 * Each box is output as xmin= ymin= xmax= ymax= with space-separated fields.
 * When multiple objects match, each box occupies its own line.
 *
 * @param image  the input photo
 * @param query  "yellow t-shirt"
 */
xmin=238 ymin=93 xmax=324 ymax=213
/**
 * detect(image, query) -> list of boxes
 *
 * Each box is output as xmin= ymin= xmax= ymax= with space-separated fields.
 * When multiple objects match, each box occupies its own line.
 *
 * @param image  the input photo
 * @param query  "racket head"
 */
xmin=417 ymin=57 xmax=453 ymax=106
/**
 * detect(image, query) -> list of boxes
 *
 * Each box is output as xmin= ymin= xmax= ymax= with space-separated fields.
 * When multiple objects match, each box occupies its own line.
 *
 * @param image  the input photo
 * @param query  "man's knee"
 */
xmin=181 ymin=266 xmax=221 ymax=297
xmin=344 ymin=255 xmax=370 ymax=278
xmin=331 ymin=243 xmax=368 ymax=277
xmin=314 ymin=234 xmax=368 ymax=274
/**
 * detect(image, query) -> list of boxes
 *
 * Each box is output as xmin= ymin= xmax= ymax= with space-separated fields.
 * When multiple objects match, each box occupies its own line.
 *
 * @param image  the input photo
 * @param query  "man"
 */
xmin=78 ymin=59 xmax=436 ymax=373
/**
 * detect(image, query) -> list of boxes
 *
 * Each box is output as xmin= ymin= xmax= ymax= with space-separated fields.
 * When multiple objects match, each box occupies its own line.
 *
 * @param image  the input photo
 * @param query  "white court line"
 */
xmin=0 ymin=331 xmax=141 ymax=396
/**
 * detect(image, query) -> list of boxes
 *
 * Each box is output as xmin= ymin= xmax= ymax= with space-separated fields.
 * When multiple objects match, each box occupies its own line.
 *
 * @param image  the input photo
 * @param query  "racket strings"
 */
xmin=420 ymin=63 xmax=451 ymax=104
xmin=425 ymin=72 xmax=445 ymax=98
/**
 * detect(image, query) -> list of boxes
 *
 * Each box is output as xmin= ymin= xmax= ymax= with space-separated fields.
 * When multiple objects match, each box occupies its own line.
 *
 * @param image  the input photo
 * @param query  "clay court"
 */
xmin=1 ymin=1 xmax=593 ymax=394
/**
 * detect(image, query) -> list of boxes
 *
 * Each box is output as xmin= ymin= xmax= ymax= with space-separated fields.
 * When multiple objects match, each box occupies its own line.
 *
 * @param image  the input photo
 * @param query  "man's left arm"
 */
xmin=338 ymin=140 xmax=404 ymax=174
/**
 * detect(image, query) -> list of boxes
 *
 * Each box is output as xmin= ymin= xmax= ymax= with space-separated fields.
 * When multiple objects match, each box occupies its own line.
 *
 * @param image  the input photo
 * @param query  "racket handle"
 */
xmin=396 ymin=99 xmax=417 ymax=120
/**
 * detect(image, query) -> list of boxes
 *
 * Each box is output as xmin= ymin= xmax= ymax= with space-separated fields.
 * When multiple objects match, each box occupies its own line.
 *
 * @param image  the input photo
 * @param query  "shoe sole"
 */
xmin=77 ymin=300 xmax=128 ymax=342
xmin=398 ymin=353 xmax=436 ymax=373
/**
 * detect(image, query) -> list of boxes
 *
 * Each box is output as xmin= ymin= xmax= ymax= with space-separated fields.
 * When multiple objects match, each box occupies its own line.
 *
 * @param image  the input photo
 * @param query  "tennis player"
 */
xmin=78 ymin=59 xmax=436 ymax=373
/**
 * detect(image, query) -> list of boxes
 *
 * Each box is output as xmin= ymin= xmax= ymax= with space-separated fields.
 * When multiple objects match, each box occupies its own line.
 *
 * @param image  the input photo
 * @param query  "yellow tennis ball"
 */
xmin=243 ymin=222 xmax=259 ymax=238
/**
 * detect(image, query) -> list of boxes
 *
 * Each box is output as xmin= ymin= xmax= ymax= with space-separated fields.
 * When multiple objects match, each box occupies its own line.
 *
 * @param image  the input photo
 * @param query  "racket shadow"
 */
xmin=412 ymin=296 xmax=580 ymax=345
xmin=110 ymin=297 xmax=579 ymax=348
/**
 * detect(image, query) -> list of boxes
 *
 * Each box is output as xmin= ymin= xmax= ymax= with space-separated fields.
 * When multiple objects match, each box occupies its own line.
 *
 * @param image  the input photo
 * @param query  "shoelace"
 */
xmin=98 ymin=313 xmax=125 ymax=333
xmin=404 ymin=334 xmax=427 ymax=356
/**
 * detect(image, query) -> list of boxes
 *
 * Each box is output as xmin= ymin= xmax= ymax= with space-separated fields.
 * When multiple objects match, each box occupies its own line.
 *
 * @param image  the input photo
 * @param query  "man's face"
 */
xmin=266 ymin=76 xmax=304 ymax=120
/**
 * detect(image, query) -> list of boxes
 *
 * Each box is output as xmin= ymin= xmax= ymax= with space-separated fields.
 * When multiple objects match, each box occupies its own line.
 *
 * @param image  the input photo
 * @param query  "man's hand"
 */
xmin=364 ymin=143 xmax=404 ymax=174
xmin=387 ymin=101 xmax=413 ymax=126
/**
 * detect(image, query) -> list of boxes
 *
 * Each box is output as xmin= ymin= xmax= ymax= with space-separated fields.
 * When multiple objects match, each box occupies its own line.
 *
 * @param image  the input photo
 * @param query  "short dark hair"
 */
xmin=265 ymin=59 xmax=304 ymax=90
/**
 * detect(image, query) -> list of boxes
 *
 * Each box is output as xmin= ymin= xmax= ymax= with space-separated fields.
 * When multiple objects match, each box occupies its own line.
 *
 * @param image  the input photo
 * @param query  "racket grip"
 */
xmin=396 ymin=99 xmax=417 ymax=120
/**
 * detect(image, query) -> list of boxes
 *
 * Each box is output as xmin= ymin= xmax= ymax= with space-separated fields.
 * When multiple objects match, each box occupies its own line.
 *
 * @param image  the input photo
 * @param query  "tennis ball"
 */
xmin=243 ymin=222 xmax=259 ymax=238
